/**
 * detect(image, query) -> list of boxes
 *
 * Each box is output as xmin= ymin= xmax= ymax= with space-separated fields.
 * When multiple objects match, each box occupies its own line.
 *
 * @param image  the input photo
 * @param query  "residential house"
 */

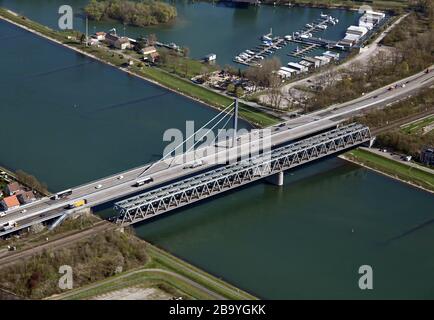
xmin=17 ymin=191 xmax=36 ymax=205
xmin=5 ymin=182 xmax=21 ymax=196
xmin=1 ymin=195 xmax=20 ymax=211
xmin=114 ymin=37 xmax=130 ymax=50
xmin=95 ymin=32 xmax=106 ymax=41
xmin=105 ymin=33 xmax=119 ymax=47
xmin=148 ymin=52 xmax=160 ymax=63
xmin=141 ymin=46 xmax=157 ymax=55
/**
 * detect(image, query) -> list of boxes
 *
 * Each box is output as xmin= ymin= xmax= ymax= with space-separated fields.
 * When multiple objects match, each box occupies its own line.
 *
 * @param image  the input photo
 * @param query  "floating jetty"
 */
xmin=233 ymin=14 xmax=340 ymax=67
xmin=234 ymin=29 xmax=290 ymax=66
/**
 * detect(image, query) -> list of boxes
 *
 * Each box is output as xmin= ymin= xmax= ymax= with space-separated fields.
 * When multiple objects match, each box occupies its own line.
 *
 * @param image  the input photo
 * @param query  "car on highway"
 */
xmin=373 ymin=95 xmax=378 ymax=99
xmin=426 ymin=68 xmax=431 ymax=74
xmin=118 ymin=175 xmax=124 ymax=180
xmin=184 ymin=160 xmax=203 ymax=169
xmin=95 ymin=184 xmax=103 ymax=189
xmin=0 ymin=212 xmax=7 ymax=218
xmin=20 ymin=209 xmax=27 ymax=213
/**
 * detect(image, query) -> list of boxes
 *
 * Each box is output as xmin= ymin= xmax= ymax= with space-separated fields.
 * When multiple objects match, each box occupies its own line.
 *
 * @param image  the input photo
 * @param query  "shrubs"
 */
xmin=0 ymin=229 xmax=148 ymax=299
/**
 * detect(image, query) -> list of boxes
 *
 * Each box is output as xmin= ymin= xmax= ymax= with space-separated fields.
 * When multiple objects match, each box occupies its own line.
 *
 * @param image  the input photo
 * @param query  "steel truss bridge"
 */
xmin=114 ymin=123 xmax=371 ymax=225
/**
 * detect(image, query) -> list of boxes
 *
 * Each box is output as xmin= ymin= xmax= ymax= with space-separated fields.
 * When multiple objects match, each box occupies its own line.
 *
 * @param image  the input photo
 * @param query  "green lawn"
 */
xmin=401 ymin=115 xmax=434 ymax=135
xmin=52 ymin=243 xmax=256 ymax=300
xmin=347 ymin=149 xmax=434 ymax=192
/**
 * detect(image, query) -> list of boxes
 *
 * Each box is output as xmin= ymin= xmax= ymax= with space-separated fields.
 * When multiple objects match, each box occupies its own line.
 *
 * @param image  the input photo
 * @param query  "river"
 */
xmin=0 ymin=2 xmax=433 ymax=299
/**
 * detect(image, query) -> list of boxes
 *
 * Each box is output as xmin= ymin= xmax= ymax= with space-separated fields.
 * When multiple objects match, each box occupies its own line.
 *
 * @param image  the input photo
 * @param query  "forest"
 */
xmin=85 ymin=0 xmax=177 ymax=27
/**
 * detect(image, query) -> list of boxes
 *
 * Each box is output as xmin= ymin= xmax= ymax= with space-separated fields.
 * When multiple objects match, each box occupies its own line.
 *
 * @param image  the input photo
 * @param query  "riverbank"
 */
xmin=0 ymin=8 xmax=279 ymax=127
xmin=0 ymin=218 xmax=254 ymax=300
xmin=341 ymin=148 xmax=434 ymax=194
xmin=51 ymin=241 xmax=257 ymax=300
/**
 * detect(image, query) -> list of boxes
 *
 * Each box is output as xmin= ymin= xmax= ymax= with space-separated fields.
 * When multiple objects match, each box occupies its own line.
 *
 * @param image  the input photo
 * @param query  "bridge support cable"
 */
xmin=138 ymin=102 xmax=234 ymax=177
xmin=170 ymin=104 xmax=236 ymax=166
xmin=115 ymin=124 xmax=371 ymax=225
xmin=232 ymin=98 xmax=239 ymax=147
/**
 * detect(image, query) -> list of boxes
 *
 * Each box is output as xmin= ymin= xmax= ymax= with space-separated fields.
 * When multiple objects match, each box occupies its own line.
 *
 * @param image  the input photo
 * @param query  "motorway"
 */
xmin=1 ymin=66 xmax=433 ymax=236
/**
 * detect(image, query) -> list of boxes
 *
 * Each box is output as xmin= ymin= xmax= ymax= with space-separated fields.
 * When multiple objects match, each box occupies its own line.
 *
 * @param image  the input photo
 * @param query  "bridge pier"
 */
xmin=266 ymin=171 xmax=284 ymax=186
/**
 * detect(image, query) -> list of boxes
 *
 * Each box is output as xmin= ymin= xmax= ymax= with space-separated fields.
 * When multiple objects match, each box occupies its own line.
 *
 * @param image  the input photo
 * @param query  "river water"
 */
xmin=0 ymin=0 xmax=360 ymax=66
xmin=0 ymin=2 xmax=433 ymax=299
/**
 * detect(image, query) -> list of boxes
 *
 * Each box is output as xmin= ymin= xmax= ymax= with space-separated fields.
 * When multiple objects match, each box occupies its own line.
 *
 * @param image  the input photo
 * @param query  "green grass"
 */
xmin=146 ymin=244 xmax=257 ymax=300
xmin=401 ymin=115 xmax=434 ymax=135
xmin=52 ymin=243 xmax=256 ymax=300
xmin=290 ymin=0 xmax=408 ymax=10
xmin=347 ymin=148 xmax=434 ymax=192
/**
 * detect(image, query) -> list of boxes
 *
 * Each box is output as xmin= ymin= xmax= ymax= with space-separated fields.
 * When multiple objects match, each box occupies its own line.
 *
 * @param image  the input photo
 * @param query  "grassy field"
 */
xmin=49 ymin=242 xmax=256 ymax=300
xmin=401 ymin=115 xmax=434 ymax=135
xmin=346 ymin=148 xmax=434 ymax=192
xmin=288 ymin=0 xmax=409 ymax=11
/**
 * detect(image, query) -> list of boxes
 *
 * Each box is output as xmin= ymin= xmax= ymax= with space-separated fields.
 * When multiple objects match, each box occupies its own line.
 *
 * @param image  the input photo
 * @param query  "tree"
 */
xmin=147 ymin=33 xmax=157 ymax=46
xmin=227 ymin=83 xmax=235 ymax=94
xmin=235 ymin=86 xmax=244 ymax=98
xmin=182 ymin=46 xmax=190 ymax=58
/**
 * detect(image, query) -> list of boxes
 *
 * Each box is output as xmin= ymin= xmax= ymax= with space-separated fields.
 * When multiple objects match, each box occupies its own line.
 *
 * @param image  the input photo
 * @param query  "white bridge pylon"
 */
xmin=138 ymin=99 xmax=240 ymax=178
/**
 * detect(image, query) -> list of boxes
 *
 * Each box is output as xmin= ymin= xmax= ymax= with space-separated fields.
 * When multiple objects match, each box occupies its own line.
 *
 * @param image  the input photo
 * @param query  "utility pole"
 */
xmin=232 ymin=98 xmax=238 ymax=147
xmin=85 ymin=15 xmax=88 ymax=46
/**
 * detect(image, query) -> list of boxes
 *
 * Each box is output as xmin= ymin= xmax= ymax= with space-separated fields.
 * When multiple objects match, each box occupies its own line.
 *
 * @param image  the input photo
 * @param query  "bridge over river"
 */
xmin=1 ymin=66 xmax=433 ymax=237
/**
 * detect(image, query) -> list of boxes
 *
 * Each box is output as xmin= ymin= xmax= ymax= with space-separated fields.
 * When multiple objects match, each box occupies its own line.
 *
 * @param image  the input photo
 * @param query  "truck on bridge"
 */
xmin=67 ymin=199 xmax=86 ymax=209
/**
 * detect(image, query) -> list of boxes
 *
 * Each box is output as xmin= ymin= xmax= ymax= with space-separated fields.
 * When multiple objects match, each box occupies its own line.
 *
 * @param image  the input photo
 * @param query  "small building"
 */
xmin=114 ymin=37 xmax=130 ymax=50
xmin=420 ymin=147 xmax=434 ymax=166
xmin=5 ymin=182 xmax=21 ymax=196
xmin=105 ymin=33 xmax=119 ymax=47
xmin=314 ymin=55 xmax=331 ymax=66
xmin=95 ymin=32 xmax=106 ymax=41
xmin=277 ymin=70 xmax=292 ymax=79
xmin=1 ymin=195 xmax=20 ymax=211
xmin=302 ymin=56 xmax=320 ymax=68
xmin=281 ymin=66 xmax=300 ymax=75
xmin=204 ymin=53 xmax=217 ymax=62
xmin=322 ymin=51 xmax=340 ymax=61
xmin=141 ymin=46 xmax=157 ymax=55
xmin=149 ymin=52 xmax=160 ymax=63
xmin=287 ymin=62 xmax=308 ymax=73
xmin=17 ymin=191 xmax=36 ymax=205
xmin=298 ymin=60 xmax=313 ymax=70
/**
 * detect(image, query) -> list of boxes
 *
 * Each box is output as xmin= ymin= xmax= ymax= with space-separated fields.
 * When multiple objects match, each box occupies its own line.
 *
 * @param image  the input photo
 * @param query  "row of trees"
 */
xmin=85 ymin=0 xmax=177 ymax=27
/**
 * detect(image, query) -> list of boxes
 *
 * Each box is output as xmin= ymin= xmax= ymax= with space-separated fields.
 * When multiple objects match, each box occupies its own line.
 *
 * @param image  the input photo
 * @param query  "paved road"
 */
xmin=1 ymin=66 xmax=433 ymax=237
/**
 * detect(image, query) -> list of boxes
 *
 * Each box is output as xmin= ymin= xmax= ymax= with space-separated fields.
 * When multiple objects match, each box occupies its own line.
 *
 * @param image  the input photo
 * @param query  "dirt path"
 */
xmin=49 ymin=268 xmax=226 ymax=300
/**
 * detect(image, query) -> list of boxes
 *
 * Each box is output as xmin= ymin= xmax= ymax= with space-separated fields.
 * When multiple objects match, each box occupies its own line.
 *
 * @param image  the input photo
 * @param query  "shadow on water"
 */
xmin=85 ymin=92 xmax=172 ymax=113
xmin=381 ymin=218 xmax=434 ymax=246
xmin=19 ymin=61 xmax=95 ymax=79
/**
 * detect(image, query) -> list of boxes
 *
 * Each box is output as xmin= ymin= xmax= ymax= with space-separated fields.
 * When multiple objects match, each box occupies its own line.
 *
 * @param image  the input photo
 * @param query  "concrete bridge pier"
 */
xmin=266 ymin=171 xmax=284 ymax=186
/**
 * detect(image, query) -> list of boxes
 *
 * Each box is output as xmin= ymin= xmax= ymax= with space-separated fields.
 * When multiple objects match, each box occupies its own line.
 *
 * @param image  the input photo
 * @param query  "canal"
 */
xmin=1 ymin=3 xmax=434 ymax=299
xmin=0 ymin=0 xmax=360 ymax=66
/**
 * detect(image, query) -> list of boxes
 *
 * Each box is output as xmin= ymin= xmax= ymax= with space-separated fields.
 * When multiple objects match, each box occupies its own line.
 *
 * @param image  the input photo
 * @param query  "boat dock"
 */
xmin=288 ymin=42 xmax=319 ymax=57
xmin=234 ymin=37 xmax=288 ymax=67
